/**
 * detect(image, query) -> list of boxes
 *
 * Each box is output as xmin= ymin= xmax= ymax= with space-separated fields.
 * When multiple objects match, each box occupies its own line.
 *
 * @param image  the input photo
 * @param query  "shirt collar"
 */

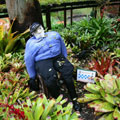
xmin=34 ymin=34 xmax=47 ymax=39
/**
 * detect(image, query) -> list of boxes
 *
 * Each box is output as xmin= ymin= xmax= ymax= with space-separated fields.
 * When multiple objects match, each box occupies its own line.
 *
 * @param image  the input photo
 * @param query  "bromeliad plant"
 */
xmin=0 ymin=103 xmax=26 ymax=120
xmin=53 ymin=17 xmax=119 ymax=54
xmin=0 ymin=52 xmax=24 ymax=72
xmin=0 ymin=52 xmax=37 ymax=119
xmin=78 ymin=74 xmax=120 ymax=120
xmin=0 ymin=52 xmax=80 ymax=119
xmin=112 ymin=48 xmax=120 ymax=59
xmin=0 ymin=20 xmax=29 ymax=55
xmin=0 ymin=77 xmax=36 ymax=104
xmin=89 ymin=49 xmax=120 ymax=77
xmin=0 ymin=52 xmax=36 ymax=105
xmin=0 ymin=94 xmax=80 ymax=120
xmin=22 ymin=93 xmax=80 ymax=120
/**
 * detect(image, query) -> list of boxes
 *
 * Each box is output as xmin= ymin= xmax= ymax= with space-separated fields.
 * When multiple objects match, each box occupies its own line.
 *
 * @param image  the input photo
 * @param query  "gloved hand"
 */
xmin=28 ymin=78 xmax=39 ymax=91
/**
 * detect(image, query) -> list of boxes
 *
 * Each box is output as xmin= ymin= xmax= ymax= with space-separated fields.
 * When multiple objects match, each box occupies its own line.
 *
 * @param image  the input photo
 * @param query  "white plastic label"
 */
xmin=77 ymin=69 xmax=96 ymax=83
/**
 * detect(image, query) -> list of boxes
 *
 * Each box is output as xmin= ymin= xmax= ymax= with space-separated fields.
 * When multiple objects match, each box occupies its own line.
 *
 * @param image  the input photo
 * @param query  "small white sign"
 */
xmin=77 ymin=69 xmax=96 ymax=83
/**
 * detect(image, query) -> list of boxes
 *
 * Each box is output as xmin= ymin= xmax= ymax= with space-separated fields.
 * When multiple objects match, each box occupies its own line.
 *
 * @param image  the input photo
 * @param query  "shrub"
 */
xmin=78 ymin=74 xmax=120 ymax=120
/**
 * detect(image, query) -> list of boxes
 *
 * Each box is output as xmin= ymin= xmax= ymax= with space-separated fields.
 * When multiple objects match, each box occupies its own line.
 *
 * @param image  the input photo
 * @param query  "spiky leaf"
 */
xmin=98 ymin=113 xmax=114 ymax=120
xmin=104 ymin=94 xmax=120 ymax=105
xmin=88 ymin=100 xmax=114 ymax=112
xmin=113 ymin=107 xmax=120 ymax=120
xmin=78 ymin=93 xmax=101 ymax=103
xmin=84 ymin=83 xmax=101 ymax=94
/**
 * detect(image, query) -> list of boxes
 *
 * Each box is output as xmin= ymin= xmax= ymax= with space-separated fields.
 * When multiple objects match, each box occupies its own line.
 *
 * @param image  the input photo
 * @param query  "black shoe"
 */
xmin=73 ymin=101 xmax=82 ymax=112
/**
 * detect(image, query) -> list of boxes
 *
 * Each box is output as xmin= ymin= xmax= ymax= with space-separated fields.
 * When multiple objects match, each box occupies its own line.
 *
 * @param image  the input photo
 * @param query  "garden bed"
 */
xmin=0 ymin=15 xmax=120 ymax=119
xmin=61 ymin=81 xmax=100 ymax=120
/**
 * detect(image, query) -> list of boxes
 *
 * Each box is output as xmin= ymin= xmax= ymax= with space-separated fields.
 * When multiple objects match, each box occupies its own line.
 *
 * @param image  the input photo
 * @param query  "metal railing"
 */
xmin=0 ymin=0 xmax=120 ymax=29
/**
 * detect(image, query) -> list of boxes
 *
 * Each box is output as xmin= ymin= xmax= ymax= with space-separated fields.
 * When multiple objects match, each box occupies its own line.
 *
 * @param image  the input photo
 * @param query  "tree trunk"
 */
xmin=5 ymin=0 xmax=44 ymax=33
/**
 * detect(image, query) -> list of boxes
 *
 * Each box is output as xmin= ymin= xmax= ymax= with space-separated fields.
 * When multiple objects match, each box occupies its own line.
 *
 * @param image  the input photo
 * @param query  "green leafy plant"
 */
xmin=0 ymin=103 xmax=26 ymax=120
xmin=22 ymin=93 xmax=80 ymax=120
xmin=112 ymin=48 xmax=120 ymax=59
xmin=78 ymin=74 xmax=120 ymax=120
xmin=52 ymin=17 xmax=119 ymax=53
xmin=76 ymin=17 xmax=118 ymax=50
xmin=0 ymin=52 xmax=37 ymax=119
xmin=0 ymin=21 xmax=29 ymax=55
xmin=0 ymin=52 xmax=36 ymax=105
xmin=0 ymin=94 xmax=80 ymax=120
xmin=39 ymin=0 xmax=79 ymax=5
xmin=89 ymin=50 xmax=120 ymax=77
xmin=0 ymin=52 xmax=79 ymax=119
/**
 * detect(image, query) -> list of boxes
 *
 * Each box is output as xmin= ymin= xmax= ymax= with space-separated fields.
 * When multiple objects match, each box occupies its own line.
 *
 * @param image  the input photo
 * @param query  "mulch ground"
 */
xmin=58 ymin=52 xmax=100 ymax=120
xmin=60 ymin=81 xmax=100 ymax=120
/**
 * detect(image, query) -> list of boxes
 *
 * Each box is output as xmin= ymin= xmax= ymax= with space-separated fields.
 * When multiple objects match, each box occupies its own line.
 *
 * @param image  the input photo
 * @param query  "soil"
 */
xmin=37 ymin=52 xmax=101 ymax=120
xmin=76 ymin=82 xmax=100 ymax=120
xmin=38 ymin=77 xmax=100 ymax=120
xmin=60 ymin=81 xmax=100 ymax=120
xmin=59 ymin=54 xmax=100 ymax=120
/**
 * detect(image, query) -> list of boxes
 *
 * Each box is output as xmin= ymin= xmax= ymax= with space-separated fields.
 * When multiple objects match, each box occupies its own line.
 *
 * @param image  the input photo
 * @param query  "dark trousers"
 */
xmin=35 ymin=54 xmax=77 ymax=100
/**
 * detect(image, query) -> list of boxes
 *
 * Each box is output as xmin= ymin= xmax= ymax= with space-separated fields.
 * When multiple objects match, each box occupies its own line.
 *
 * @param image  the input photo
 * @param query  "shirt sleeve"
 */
xmin=58 ymin=34 xmax=67 ymax=58
xmin=24 ymin=41 xmax=38 ymax=79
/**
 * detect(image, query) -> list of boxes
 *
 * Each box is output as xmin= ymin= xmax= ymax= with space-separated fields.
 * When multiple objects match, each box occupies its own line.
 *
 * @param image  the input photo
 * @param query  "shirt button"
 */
xmin=49 ymin=44 xmax=53 ymax=47
xmin=41 ymin=44 xmax=44 ymax=46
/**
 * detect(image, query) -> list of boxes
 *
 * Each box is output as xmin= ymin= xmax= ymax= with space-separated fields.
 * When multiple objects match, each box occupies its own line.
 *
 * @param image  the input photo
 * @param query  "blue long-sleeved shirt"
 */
xmin=24 ymin=31 xmax=67 ymax=79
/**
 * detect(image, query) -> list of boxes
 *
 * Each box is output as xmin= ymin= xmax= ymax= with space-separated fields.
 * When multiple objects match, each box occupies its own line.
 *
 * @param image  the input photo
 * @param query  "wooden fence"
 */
xmin=41 ymin=0 xmax=120 ymax=29
xmin=0 ymin=0 xmax=120 ymax=29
